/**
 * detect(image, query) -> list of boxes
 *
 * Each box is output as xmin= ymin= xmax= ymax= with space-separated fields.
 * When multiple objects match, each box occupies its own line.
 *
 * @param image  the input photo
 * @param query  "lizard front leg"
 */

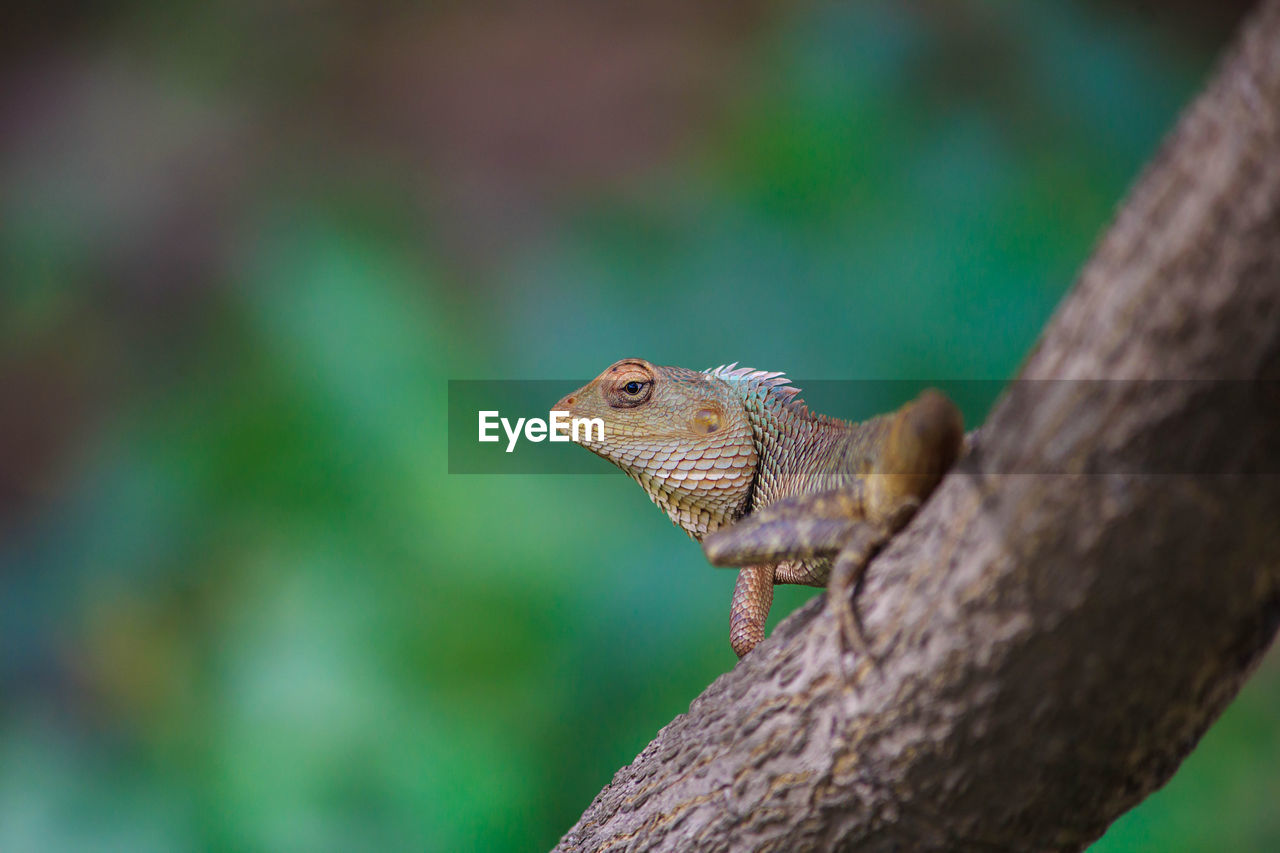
xmin=713 ymin=488 xmax=872 ymax=657
xmin=726 ymin=560 xmax=829 ymax=659
xmin=730 ymin=565 xmax=776 ymax=658
xmin=708 ymin=489 xmax=885 ymax=660
xmin=729 ymin=555 xmax=867 ymax=657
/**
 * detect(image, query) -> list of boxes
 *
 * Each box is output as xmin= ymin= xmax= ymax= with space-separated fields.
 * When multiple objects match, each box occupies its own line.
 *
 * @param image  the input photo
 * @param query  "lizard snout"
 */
xmin=553 ymin=385 xmax=592 ymax=440
xmin=554 ymin=390 xmax=582 ymax=415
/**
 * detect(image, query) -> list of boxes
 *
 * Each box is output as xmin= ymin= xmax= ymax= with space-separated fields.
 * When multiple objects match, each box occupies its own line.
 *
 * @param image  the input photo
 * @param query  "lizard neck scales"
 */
xmin=708 ymin=364 xmax=882 ymax=513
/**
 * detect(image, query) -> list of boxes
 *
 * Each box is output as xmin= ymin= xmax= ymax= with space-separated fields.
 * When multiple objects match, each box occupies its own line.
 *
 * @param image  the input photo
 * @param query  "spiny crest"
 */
xmin=704 ymin=362 xmax=811 ymax=417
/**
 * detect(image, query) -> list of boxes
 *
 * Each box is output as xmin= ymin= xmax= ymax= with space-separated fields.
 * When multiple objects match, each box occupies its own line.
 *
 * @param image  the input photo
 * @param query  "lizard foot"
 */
xmin=828 ymin=523 xmax=889 ymax=676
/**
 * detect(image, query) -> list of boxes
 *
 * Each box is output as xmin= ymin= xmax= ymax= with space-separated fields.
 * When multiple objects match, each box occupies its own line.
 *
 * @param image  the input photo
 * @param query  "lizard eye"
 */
xmin=608 ymin=377 xmax=652 ymax=408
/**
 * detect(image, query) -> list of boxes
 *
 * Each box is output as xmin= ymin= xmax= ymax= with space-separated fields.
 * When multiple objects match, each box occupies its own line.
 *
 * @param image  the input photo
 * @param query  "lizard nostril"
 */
xmin=564 ymin=396 xmax=576 ymax=405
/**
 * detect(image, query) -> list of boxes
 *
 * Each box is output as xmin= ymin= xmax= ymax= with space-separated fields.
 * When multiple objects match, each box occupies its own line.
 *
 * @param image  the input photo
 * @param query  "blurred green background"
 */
xmin=2 ymin=2 xmax=1277 ymax=851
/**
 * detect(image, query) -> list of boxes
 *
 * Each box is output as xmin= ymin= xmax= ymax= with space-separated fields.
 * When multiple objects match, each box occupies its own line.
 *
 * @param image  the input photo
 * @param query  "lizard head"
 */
xmin=554 ymin=358 xmax=759 ymax=538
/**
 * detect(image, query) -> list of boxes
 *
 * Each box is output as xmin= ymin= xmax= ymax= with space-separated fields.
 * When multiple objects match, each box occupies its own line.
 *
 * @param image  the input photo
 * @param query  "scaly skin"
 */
xmin=555 ymin=359 xmax=962 ymax=658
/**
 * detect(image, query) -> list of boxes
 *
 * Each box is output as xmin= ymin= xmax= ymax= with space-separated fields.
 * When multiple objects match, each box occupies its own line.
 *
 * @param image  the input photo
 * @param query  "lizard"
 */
xmin=554 ymin=358 xmax=963 ymax=659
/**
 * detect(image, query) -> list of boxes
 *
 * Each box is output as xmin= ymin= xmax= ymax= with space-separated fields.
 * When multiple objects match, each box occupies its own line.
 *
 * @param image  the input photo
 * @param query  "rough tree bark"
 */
xmin=555 ymin=2 xmax=1280 ymax=851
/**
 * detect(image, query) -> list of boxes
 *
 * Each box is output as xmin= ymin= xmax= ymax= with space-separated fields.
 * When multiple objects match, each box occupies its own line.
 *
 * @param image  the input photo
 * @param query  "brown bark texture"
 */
xmin=555 ymin=2 xmax=1280 ymax=851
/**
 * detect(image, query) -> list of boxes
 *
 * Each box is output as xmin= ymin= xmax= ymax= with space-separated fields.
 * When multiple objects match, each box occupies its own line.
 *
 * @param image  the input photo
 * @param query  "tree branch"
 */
xmin=555 ymin=2 xmax=1280 ymax=850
